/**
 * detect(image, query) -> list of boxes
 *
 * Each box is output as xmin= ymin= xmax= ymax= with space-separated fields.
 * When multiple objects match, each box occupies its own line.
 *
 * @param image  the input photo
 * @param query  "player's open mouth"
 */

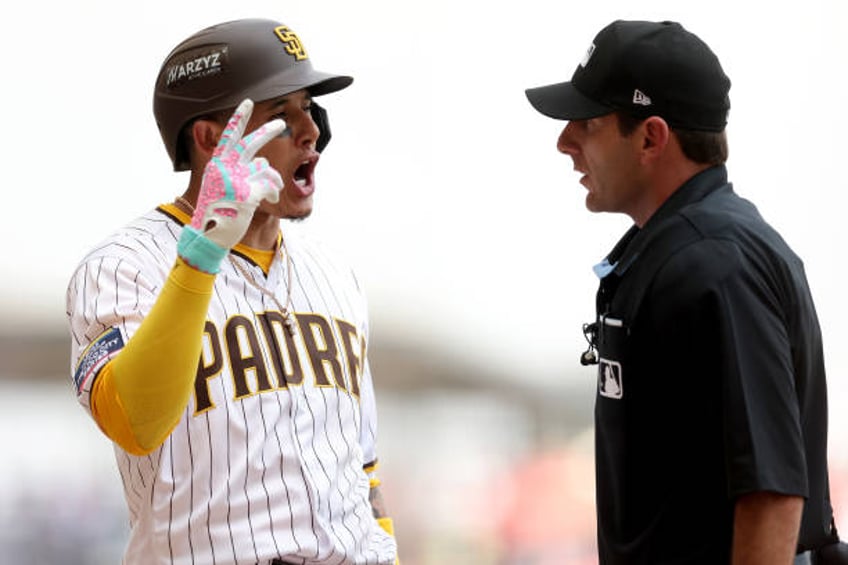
xmin=291 ymin=158 xmax=317 ymax=195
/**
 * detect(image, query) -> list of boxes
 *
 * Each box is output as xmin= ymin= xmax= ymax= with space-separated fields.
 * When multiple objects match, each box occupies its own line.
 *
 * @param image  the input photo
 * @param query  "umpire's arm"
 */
xmin=732 ymin=491 xmax=803 ymax=564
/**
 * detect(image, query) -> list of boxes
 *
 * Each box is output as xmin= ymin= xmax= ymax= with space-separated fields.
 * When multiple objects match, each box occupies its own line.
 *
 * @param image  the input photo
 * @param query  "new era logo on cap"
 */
xmin=632 ymin=89 xmax=651 ymax=106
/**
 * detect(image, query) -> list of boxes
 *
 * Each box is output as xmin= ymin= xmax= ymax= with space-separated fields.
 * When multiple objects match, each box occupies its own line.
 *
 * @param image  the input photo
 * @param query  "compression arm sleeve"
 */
xmin=90 ymin=258 xmax=215 ymax=455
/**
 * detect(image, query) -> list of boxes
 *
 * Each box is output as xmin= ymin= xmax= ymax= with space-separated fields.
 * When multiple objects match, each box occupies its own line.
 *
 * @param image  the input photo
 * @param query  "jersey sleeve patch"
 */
xmin=73 ymin=327 xmax=125 ymax=395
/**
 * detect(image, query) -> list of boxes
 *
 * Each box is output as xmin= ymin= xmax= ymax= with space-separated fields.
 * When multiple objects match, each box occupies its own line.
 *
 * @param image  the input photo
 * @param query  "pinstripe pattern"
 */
xmin=66 ymin=206 xmax=396 ymax=565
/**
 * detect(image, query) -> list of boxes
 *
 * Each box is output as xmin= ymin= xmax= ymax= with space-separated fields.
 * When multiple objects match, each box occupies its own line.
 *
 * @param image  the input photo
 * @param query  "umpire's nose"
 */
xmin=557 ymin=121 xmax=580 ymax=157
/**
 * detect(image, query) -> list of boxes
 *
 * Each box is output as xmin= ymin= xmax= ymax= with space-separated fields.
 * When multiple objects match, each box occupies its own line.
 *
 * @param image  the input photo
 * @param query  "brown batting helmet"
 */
xmin=153 ymin=18 xmax=353 ymax=171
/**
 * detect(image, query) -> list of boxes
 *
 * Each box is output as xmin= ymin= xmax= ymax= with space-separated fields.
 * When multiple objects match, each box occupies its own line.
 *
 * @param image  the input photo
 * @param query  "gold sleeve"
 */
xmin=91 ymin=258 xmax=214 ymax=454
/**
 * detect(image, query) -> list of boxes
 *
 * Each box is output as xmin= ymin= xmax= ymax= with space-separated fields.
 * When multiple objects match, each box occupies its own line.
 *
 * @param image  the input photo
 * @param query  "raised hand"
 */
xmin=178 ymin=99 xmax=286 ymax=273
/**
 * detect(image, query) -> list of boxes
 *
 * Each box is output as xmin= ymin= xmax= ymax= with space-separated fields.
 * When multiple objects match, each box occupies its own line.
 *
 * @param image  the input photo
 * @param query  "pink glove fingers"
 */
xmin=191 ymin=100 xmax=284 ymax=231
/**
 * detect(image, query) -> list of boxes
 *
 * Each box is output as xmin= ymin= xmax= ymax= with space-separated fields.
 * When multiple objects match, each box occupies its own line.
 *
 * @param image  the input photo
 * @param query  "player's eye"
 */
xmin=269 ymin=113 xmax=292 ymax=138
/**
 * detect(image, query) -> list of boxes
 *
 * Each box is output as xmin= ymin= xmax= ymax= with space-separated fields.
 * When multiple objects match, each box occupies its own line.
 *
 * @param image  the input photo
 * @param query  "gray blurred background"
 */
xmin=2 ymin=0 xmax=847 ymax=563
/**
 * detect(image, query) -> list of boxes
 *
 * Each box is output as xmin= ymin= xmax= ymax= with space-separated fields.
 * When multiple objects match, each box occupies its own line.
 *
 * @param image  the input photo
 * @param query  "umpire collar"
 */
xmin=604 ymin=165 xmax=731 ymax=277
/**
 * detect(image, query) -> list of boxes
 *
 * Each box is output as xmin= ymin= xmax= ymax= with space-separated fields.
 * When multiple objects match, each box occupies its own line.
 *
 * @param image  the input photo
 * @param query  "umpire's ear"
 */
xmin=310 ymin=102 xmax=332 ymax=153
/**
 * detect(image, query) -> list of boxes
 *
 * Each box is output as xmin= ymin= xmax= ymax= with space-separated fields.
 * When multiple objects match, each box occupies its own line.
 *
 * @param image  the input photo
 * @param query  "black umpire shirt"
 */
xmin=591 ymin=165 xmax=837 ymax=564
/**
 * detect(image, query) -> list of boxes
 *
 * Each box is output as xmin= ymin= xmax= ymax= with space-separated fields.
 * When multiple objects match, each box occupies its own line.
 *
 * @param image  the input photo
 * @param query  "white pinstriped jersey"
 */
xmin=66 ymin=205 xmax=397 ymax=565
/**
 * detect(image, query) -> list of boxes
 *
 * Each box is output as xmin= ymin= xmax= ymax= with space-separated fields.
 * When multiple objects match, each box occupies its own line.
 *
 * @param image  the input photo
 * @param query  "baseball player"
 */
xmin=66 ymin=18 xmax=398 ymax=565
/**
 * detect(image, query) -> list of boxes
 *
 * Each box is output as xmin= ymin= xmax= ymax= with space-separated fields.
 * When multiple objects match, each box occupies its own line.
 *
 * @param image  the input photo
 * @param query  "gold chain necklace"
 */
xmin=173 ymin=197 xmax=298 ymax=336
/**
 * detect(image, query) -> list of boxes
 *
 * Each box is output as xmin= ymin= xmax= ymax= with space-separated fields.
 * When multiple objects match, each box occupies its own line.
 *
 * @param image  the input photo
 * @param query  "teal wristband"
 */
xmin=177 ymin=226 xmax=228 ymax=274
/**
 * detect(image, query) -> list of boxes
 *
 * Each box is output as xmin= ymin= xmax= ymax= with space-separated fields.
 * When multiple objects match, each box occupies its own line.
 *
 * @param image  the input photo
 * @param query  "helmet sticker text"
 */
xmin=165 ymin=47 xmax=227 ymax=88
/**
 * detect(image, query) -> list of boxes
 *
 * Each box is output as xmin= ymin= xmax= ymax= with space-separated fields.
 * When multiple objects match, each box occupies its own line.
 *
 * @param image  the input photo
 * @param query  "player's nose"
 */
xmin=292 ymin=111 xmax=320 ymax=149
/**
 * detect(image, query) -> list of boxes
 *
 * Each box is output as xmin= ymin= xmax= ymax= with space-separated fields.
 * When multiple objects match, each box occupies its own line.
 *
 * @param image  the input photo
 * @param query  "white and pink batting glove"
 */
xmin=177 ymin=99 xmax=286 ymax=274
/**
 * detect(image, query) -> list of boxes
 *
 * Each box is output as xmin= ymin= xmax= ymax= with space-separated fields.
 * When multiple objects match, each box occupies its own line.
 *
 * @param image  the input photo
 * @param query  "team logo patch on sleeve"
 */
xmin=598 ymin=358 xmax=623 ymax=399
xmin=73 ymin=327 xmax=125 ymax=394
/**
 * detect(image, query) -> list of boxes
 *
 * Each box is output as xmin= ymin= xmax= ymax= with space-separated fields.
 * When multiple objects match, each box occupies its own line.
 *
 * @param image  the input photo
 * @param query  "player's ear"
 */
xmin=190 ymin=118 xmax=225 ymax=163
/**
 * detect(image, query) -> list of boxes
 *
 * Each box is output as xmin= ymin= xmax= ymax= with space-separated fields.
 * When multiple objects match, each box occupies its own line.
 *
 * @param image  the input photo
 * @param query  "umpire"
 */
xmin=526 ymin=20 xmax=847 ymax=564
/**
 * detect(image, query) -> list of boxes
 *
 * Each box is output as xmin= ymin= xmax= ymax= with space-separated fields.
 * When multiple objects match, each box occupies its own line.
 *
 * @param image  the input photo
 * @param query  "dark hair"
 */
xmin=616 ymin=112 xmax=728 ymax=166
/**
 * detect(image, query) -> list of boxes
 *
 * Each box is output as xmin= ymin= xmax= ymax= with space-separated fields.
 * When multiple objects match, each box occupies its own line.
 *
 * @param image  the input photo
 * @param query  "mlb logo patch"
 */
xmin=598 ymin=358 xmax=623 ymax=399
